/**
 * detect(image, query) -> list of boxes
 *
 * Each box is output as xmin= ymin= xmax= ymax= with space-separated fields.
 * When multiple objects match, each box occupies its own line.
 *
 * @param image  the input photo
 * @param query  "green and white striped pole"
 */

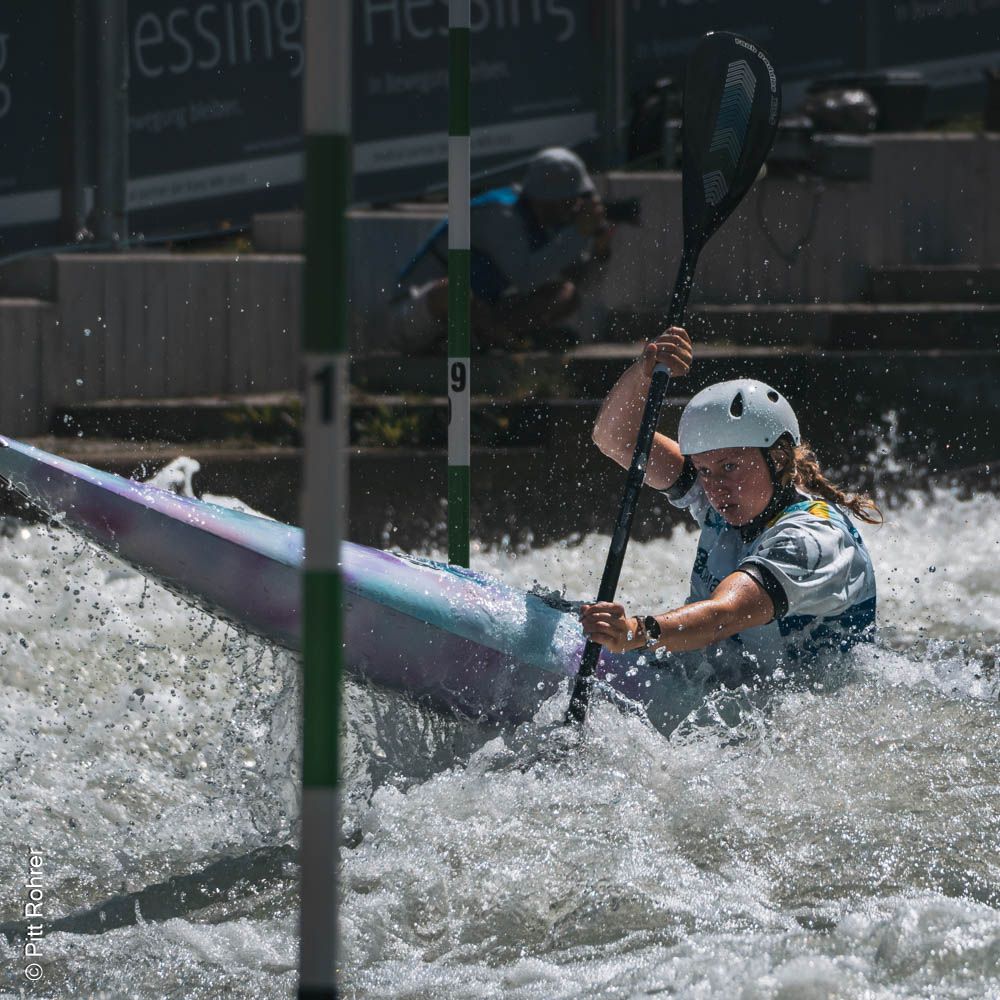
xmin=300 ymin=2 xmax=349 ymax=998
xmin=447 ymin=0 xmax=471 ymax=567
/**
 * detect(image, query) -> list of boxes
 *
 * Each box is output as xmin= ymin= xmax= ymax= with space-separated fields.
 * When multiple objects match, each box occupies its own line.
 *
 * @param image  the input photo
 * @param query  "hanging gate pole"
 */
xmin=299 ymin=2 xmax=351 ymax=997
xmin=447 ymin=0 xmax=471 ymax=567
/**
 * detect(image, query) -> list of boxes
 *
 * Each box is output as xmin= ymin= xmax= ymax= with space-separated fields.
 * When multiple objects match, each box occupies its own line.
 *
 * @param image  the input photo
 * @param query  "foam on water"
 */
xmin=0 ymin=527 xmax=299 ymax=920
xmin=0 ymin=489 xmax=998 ymax=999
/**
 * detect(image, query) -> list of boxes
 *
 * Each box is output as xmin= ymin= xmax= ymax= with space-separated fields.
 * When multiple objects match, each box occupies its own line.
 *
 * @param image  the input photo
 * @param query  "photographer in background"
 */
xmin=391 ymin=147 xmax=615 ymax=353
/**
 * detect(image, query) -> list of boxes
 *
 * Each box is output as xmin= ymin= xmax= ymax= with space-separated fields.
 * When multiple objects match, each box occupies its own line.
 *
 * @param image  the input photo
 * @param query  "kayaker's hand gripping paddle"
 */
xmin=567 ymin=32 xmax=781 ymax=724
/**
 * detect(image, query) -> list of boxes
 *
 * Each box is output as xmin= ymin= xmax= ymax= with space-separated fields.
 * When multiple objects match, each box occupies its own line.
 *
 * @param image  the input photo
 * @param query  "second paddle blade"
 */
xmin=681 ymin=32 xmax=781 ymax=248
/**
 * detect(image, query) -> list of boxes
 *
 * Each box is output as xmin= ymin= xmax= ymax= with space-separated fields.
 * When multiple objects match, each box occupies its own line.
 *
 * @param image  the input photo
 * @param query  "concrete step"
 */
xmin=51 ymin=393 xmax=608 ymax=450
xmin=579 ymin=342 xmax=1000 ymax=388
xmin=53 ymin=393 xmax=303 ymax=445
xmin=867 ymin=266 xmax=1000 ymax=304
xmin=252 ymin=205 xmax=444 ymax=255
xmin=350 ymin=344 xmax=846 ymax=398
xmin=605 ymin=303 xmax=1000 ymax=350
xmin=349 ymin=341 xmax=1000 ymax=402
xmin=60 ymin=344 xmax=995 ymax=419
xmin=349 ymin=351 xmax=570 ymax=397
xmin=0 ymin=297 xmax=56 ymax=437
xmin=47 ymin=343 xmax=1000 ymax=488
xmin=0 ymin=295 xmax=52 ymax=309
xmin=0 ymin=257 xmax=56 ymax=299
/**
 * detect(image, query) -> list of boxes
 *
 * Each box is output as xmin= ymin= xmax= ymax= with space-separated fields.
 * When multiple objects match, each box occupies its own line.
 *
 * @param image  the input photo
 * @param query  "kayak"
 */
xmin=0 ymin=436 xmax=709 ymax=728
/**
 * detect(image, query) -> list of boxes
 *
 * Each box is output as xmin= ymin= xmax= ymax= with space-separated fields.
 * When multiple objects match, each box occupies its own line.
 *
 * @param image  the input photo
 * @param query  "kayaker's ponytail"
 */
xmin=769 ymin=436 xmax=883 ymax=525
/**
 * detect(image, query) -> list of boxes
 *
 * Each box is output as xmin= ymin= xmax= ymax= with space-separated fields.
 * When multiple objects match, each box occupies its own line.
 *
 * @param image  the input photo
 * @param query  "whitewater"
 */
xmin=0 ymin=486 xmax=998 ymax=999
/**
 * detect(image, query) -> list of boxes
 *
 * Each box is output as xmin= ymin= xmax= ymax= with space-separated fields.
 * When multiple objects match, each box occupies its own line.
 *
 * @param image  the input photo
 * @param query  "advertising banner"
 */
xmin=125 ymin=0 xmax=305 ymax=238
xmin=624 ymin=0 xmax=864 ymax=99
xmin=1 ymin=1 xmax=601 ymax=252
xmin=877 ymin=0 xmax=1000 ymax=90
xmin=128 ymin=0 xmax=600 ymax=231
xmin=0 ymin=7 xmax=65 ymax=256
xmin=353 ymin=0 xmax=599 ymax=202
xmin=3 ymin=1 xmax=996 ymax=259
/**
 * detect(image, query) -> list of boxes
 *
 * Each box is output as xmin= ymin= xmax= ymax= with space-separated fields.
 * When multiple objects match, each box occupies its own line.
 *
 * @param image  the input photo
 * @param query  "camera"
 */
xmin=603 ymin=197 xmax=641 ymax=226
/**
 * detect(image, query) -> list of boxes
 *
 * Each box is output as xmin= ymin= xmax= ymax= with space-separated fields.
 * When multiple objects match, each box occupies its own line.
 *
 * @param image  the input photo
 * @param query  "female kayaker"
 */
xmin=581 ymin=327 xmax=879 ymax=677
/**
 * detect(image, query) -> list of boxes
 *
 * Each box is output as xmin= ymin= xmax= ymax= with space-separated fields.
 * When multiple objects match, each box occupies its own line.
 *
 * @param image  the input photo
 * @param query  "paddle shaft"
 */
xmin=565 ymin=246 xmax=698 ymax=724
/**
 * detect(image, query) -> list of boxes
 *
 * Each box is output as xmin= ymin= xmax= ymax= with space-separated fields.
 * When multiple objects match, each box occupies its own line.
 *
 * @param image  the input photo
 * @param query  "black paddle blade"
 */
xmin=681 ymin=32 xmax=780 ymax=249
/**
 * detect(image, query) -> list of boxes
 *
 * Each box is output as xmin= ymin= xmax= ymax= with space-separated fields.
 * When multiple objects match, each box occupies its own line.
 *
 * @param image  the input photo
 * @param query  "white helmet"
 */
xmin=678 ymin=379 xmax=800 ymax=455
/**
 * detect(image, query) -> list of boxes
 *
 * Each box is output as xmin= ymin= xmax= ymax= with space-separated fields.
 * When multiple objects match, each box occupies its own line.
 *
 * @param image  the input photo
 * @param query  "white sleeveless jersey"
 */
xmin=667 ymin=482 xmax=877 ymax=681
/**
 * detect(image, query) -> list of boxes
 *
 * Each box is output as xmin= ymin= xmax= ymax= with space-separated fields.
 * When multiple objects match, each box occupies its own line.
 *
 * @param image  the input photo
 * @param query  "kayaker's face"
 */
xmin=692 ymin=447 xmax=774 ymax=526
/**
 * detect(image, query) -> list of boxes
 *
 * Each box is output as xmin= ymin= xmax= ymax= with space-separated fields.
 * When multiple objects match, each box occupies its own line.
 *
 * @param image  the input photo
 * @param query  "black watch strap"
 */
xmin=643 ymin=615 xmax=661 ymax=640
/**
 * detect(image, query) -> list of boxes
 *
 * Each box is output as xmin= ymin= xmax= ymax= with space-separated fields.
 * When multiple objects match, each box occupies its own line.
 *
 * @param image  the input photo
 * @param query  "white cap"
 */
xmin=521 ymin=147 xmax=596 ymax=201
xmin=678 ymin=379 xmax=800 ymax=455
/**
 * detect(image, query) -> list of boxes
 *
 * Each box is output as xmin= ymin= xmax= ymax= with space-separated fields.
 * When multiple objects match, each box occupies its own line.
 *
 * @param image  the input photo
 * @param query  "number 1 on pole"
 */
xmin=447 ymin=0 xmax=471 ymax=567
xmin=300 ymin=1 xmax=350 ymax=995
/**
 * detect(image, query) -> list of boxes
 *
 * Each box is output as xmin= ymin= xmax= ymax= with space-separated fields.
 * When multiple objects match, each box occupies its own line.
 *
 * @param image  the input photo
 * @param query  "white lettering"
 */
xmin=130 ymin=2 xmax=302 ymax=78
xmin=364 ymin=0 xmax=577 ymax=42
xmin=167 ymin=9 xmax=194 ymax=73
xmin=241 ymin=0 xmax=273 ymax=61
xmin=224 ymin=2 xmax=237 ymax=63
xmin=470 ymin=0 xmax=491 ymax=31
xmin=133 ymin=12 xmax=165 ymax=78
xmin=546 ymin=0 xmax=575 ymax=42
xmin=365 ymin=0 xmax=402 ymax=45
xmin=405 ymin=0 xmax=436 ymax=40
xmin=275 ymin=0 xmax=303 ymax=76
xmin=194 ymin=4 xmax=222 ymax=69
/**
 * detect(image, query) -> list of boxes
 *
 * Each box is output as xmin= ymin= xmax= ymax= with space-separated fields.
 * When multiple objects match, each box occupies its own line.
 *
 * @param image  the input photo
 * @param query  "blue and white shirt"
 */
xmin=396 ymin=185 xmax=591 ymax=303
xmin=668 ymin=481 xmax=877 ymax=679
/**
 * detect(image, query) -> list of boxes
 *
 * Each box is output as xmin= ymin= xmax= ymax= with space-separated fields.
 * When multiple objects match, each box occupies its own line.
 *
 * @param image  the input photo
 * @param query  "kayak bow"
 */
xmin=0 ymin=436 xmax=707 ymax=727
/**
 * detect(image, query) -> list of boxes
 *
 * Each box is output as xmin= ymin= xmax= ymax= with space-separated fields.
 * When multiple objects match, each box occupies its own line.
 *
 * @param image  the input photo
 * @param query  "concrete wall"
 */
xmin=599 ymin=133 xmax=1000 ymax=312
xmin=49 ymin=253 xmax=303 ymax=407
xmin=253 ymin=134 xmax=1000 ymax=343
xmin=0 ymin=254 xmax=304 ymax=435
xmin=0 ymin=134 xmax=995 ymax=435
xmin=253 ymin=205 xmax=451 ymax=350
xmin=0 ymin=298 xmax=53 ymax=435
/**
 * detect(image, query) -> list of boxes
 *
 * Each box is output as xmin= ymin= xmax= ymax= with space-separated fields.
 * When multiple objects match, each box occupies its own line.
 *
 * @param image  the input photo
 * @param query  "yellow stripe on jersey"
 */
xmin=767 ymin=499 xmax=833 ymax=529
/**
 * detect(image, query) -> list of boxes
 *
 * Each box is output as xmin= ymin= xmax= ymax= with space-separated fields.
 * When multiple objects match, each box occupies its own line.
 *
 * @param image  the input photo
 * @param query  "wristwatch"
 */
xmin=643 ymin=615 xmax=661 ymax=648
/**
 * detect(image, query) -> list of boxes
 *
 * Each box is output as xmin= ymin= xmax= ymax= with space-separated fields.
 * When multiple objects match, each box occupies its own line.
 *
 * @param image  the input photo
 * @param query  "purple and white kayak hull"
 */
xmin=0 ymin=436 xmax=708 ymax=727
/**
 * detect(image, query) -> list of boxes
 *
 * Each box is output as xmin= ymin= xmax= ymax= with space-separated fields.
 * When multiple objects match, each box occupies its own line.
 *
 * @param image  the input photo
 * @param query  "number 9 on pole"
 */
xmin=447 ymin=358 xmax=470 ymax=463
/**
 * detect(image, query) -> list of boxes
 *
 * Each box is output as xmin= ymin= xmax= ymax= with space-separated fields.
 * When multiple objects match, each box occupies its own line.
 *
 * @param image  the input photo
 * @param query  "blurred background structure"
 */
xmin=1 ymin=0 xmax=999 ymax=544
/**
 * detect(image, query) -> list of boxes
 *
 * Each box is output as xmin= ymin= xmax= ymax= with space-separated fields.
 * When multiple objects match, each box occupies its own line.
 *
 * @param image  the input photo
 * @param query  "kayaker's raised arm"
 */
xmin=591 ymin=327 xmax=692 ymax=491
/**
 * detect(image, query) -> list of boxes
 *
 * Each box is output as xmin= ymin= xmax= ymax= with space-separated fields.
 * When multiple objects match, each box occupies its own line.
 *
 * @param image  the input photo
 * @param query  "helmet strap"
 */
xmin=739 ymin=449 xmax=798 ymax=542
xmin=761 ymin=447 xmax=781 ymax=487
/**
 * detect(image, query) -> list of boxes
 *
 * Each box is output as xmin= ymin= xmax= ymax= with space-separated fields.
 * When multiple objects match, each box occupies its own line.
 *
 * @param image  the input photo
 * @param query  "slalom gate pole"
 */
xmin=447 ymin=0 xmax=471 ymax=567
xmin=299 ymin=2 xmax=350 ymax=997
